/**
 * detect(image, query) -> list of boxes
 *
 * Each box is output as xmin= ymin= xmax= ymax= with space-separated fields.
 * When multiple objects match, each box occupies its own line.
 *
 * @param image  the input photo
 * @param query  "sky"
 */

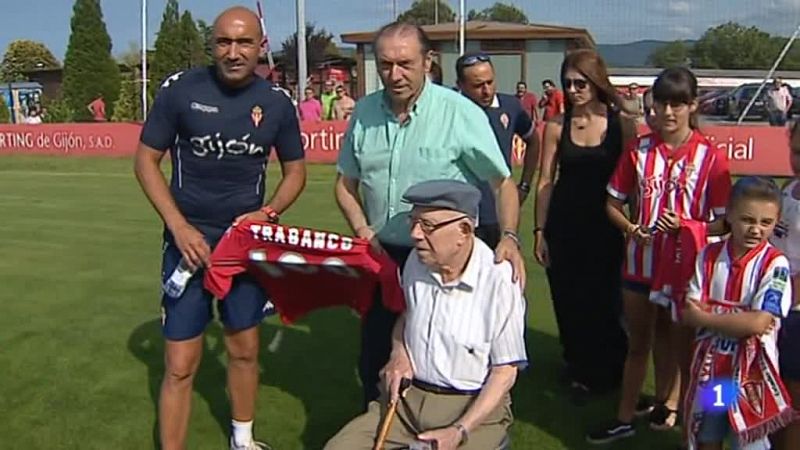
xmin=2 ymin=0 xmax=799 ymax=61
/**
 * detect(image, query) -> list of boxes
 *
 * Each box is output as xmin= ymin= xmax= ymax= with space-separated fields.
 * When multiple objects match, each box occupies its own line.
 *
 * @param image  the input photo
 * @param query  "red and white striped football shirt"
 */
xmin=686 ymin=240 xmax=792 ymax=365
xmin=607 ymin=130 xmax=731 ymax=283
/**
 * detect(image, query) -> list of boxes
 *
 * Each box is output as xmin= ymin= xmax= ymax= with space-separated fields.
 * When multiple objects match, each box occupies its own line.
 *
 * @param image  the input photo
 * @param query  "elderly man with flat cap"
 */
xmin=133 ymin=5 xmax=306 ymax=450
xmin=325 ymin=180 xmax=528 ymax=450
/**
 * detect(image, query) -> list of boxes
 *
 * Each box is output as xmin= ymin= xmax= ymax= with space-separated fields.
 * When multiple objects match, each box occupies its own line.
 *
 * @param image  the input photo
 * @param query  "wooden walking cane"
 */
xmin=374 ymin=378 xmax=412 ymax=450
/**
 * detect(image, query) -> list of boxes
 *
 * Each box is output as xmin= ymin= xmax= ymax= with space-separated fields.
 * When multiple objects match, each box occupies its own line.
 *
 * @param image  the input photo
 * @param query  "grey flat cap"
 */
xmin=402 ymin=180 xmax=482 ymax=220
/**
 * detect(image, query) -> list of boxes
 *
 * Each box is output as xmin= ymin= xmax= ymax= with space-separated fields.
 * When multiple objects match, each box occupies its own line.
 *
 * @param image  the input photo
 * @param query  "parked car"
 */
xmin=727 ymin=83 xmax=768 ymax=121
xmin=699 ymin=89 xmax=730 ymax=116
xmin=785 ymin=85 xmax=800 ymax=120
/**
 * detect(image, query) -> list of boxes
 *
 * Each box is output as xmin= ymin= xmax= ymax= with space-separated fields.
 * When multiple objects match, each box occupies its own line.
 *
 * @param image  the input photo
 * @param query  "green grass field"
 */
xmin=0 ymin=156 xmax=680 ymax=449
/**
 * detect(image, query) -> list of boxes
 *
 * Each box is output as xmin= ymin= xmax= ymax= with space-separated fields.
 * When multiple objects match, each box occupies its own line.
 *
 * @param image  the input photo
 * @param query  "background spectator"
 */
xmin=298 ymin=87 xmax=322 ymax=121
xmin=332 ymin=85 xmax=355 ymax=120
xmin=516 ymin=81 xmax=539 ymax=123
xmin=539 ymin=79 xmax=565 ymax=122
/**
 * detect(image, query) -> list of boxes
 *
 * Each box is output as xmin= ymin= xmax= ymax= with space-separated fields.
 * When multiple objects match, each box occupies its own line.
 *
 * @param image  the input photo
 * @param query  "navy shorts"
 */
xmin=160 ymin=241 xmax=272 ymax=341
xmin=623 ymin=279 xmax=651 ymax=295
xmin=697 ymin=412 xmax=741 ymax=450
xmin=779 ymin=310 xmax=800 ymax=381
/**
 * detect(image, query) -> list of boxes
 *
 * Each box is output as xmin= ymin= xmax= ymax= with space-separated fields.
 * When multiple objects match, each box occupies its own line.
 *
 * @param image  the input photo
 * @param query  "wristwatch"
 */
xmin=517 ymin=181 xmax=531 ymax=194
xmin=259 ymin=205 xmax=280 ymax=224
xmin=502 ymin=230 xmax=521 ymax=249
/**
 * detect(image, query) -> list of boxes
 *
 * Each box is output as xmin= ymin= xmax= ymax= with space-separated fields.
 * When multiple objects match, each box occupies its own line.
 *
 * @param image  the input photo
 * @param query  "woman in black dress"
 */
xmin=534 ymin=49 xmax=637 ymax=397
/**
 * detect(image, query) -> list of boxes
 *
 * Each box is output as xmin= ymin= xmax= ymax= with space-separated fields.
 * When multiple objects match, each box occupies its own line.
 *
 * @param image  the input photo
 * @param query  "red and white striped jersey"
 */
xmin=607 ymin=131 xmax=731 ymax=282
xmin=686 ymin=240 xmax=792 ymax=366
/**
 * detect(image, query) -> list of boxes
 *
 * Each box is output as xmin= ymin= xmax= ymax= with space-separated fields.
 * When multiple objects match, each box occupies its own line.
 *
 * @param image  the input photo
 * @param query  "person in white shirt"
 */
xmin=324 ymin=180 xmax=528 ymax=450
xmin=767 ymin=78 xmax=793 ymax=127
xmin=25 ymin=108 xmax=43 ymax=124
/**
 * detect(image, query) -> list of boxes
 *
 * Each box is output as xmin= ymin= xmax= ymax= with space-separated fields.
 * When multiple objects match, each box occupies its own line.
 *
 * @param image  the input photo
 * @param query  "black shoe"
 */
xmin=634 ymin=395 xmax=655 ymax=417
xmin=649 ymin=403 xmax=678 ymax=430
xmin=585 ymin=421 xmax=635 ymax=445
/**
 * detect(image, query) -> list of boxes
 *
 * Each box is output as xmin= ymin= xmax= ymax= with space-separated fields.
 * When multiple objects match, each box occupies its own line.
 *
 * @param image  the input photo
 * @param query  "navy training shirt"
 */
xmin=140 ymin=67 xmax=304 ymax=244
xmin=479 ymin=93 xmax=534 ymax=226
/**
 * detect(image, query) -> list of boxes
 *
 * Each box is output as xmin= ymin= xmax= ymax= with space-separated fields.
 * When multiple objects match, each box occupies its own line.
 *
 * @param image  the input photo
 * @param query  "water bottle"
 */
xmin=163 ymin=258 xmax=196 ymax=298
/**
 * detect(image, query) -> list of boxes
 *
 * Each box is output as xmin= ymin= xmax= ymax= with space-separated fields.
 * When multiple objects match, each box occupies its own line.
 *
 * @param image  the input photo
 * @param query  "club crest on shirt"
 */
xmin=500 ymin=113 xmax=509 ymax=129
xmin=251 ymin=105 xmax=263 ymax=128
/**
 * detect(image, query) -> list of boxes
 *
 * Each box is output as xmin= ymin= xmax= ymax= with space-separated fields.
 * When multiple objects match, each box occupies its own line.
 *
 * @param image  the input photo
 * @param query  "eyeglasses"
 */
xmin=564 ymin=78 xmax=589 ymax=90
xmin=408 ymin=215 xmax=469 ymax=235
xmin=456 ymin=53 xmax=491 ymax=69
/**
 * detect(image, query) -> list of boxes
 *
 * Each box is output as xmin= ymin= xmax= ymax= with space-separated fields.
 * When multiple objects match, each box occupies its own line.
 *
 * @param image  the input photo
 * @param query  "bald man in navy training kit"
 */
xmin=133 ymin=6 xmax=306 ymax=450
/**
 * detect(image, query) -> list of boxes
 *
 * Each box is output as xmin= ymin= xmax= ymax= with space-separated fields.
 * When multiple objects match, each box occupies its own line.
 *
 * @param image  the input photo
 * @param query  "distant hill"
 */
xmin=598 ymin=40 xmax=696 ymax=67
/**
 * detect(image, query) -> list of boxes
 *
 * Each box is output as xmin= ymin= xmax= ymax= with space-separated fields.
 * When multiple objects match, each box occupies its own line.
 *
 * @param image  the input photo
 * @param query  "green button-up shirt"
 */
xmin=338 ymin=80 xmax=510 ymax=246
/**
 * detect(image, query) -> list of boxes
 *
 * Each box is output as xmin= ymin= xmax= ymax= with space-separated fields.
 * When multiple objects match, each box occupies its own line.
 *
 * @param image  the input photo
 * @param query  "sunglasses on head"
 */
xmin=564 ymin=78 xmax=589 ymax=90
xmin=457 ymin=53 xmax=491 ymax=68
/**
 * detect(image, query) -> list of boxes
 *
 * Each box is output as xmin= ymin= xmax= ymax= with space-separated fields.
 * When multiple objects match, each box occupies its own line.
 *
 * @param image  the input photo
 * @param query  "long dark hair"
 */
xmin=652 ymin=67 xmax=700 ymax=129
xmin=560 ymin=49 xmax=625 ymax=113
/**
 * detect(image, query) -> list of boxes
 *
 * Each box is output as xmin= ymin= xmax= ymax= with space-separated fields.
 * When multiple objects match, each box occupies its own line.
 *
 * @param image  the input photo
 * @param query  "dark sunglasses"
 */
xmin=457 ymin=53 xmax=491 ymax=68
xmin=564 ymin=78 xmax=589 ymax=90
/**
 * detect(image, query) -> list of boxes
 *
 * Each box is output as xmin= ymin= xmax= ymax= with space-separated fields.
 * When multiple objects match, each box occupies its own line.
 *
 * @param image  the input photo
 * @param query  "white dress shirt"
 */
xmin=402 ymin=238 xmax=528 ymax=391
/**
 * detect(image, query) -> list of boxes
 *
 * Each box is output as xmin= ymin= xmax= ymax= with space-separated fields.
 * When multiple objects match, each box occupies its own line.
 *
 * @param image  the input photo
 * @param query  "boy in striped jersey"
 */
xmin=588 ymin=68 xmax=731 ymax=444
xmin=681 ymin=177 xmax=795 ymax=450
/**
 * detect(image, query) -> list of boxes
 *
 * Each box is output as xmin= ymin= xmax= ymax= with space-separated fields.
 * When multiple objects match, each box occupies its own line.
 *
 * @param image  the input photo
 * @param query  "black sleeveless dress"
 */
xmin=543 ymin=110 xmax=628 ymax=392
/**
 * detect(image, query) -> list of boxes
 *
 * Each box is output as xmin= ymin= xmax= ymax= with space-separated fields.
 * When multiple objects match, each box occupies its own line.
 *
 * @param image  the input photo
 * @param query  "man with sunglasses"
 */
xmin=332 ymin=85 xmax=355 ymax=120
xmin=325 ymin=180 xmax=527 ymax=450
xmin=539 ymin=79 xmax=565 ymax=122
xmin=456 ymin=52 xmax=540 ymax=247
xmin=336 ymin=22 xmax=525 ymax=409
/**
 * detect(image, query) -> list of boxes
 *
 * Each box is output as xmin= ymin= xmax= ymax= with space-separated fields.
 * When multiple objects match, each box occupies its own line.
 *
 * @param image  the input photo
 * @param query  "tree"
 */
xmin=0 ymin=95 xmax=10 ymax=123
xmin=281 ymin=24 xmax=339 ymax=80
xmin=62 ymin=0 xmax=121 ymax=122
xmin=467 ymin=2 xmax=529 ymax=23
xmin=42 ymin=97 xmax=75 ymax=123
xmin=0 ymin=40 xmax=60 ymax=82
xmin=647 ymin=41 xmax=692 ymax=68
xmin=118 ymin=41 xmax=141 ymax=69
xmin=150 ymin=0 xmax=182 ymax=97
xmin=775 ymin=36 xmax=800 ymax=71
xmin=691 ymin=22 xmax=776 ymax=69
xmin=397 ymin=0 xmax=455 ymax=25
xmin=179 ymin=10 xmax=207 ymax=68
xmin=112 ymin=74 xmax=141 ymax=122
xmin=197 ymin=19 xmax=213 ymax=63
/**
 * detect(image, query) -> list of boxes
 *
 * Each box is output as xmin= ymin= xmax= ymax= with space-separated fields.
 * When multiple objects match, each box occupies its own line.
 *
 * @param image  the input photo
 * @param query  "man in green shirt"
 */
xmin=320 ymin=79 xmax=337 ymax=120
xmin=335 ymin=21 xmax=526 ymax=408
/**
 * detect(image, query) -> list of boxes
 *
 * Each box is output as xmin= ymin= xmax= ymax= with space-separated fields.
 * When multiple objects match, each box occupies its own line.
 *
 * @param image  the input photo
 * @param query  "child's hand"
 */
xmin=762 ymin=317 xmax=778 ymax=336
xmin=627 ymin=224 xmax=652 ymax=245
xmin=655 ymin=210 xmax=681 ymax=234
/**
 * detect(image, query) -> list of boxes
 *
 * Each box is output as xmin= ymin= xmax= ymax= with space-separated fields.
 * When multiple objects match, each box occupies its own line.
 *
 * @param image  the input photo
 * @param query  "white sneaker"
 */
xmin=229 ymin=437 xmax=272 ymax=450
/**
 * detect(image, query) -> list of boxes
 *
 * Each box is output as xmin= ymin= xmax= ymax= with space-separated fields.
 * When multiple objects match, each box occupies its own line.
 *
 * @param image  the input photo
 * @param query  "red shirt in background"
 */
xmin=88 ymin=97 xmax=106 ymax=122
xmin=517 ymin=92 xmax=539 ymax=121
xmin=541 ymin=90 xmax=564 ymax=121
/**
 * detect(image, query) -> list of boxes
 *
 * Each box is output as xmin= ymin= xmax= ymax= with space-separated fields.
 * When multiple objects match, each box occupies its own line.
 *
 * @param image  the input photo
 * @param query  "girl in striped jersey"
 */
xmin=587 ymin=67 xmax=732 ymax=444
xmin=770 ymin=122 xmax=800 ymax=450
